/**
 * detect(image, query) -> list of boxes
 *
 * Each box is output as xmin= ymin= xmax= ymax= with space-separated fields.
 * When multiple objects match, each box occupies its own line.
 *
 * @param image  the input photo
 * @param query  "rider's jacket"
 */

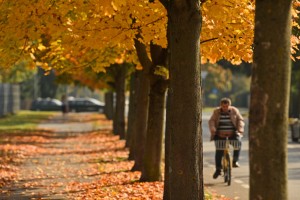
xmin=208 ymin=106 xmax=245 ymax=138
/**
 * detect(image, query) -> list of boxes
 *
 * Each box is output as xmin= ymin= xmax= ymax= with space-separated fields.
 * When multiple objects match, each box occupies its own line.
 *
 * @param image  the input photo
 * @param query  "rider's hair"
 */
xmin=220 ymin=97 xmax=231 ymax=106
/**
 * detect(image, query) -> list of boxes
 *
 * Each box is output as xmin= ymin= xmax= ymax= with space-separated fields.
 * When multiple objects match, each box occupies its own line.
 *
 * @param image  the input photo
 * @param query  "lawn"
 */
xmin=0 ymin=110 xmax=57 ymax=132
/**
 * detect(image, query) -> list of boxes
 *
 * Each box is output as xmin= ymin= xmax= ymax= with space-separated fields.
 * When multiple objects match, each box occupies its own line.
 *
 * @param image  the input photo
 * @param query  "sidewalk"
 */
xmin=37 ymin=112 xmax=112 ymax=133
xmin=0 ymin=112 xmax=163 ymax=200
xmin=1 ymin=113 xmax=114 ymax=199
xmin=1 ymin=112 xmax=232 ymax=200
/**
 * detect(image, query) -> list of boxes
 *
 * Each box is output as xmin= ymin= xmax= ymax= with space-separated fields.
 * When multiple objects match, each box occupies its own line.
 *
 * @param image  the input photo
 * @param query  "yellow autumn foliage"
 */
xmin=0 ymin=0 xmax=299 ymax=74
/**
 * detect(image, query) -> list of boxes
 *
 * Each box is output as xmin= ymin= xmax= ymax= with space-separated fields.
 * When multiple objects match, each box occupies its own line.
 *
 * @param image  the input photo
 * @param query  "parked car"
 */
xmin=68 ymin=98 xmax=105 ymax=113
xmin=30 ymin=98 xmax=62 ymax=111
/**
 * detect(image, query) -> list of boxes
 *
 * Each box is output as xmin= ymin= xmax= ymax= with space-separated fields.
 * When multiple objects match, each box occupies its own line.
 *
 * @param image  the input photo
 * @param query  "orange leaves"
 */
xmin=293 ymin=0 xmax=300 ymax=18
xmin=111 ymin=0 xmax=127 ymax=11
xmin=65 ymin=172 xmax=164 ymax=200
xmin=46 ymin=0 xmax=166 ymax=70
xmin=201 ymin=0 xmax=255 ymax=64
xmin=291 ymin=35 xmax=300 ymax=60
xmin=2 ymin=0 xmax=300 ymax=70
xmin=291 ymin=0 xmax=300 ymax=61
xmin=0 ymin=0 xmax=251 ymax=69
xmin=0 ymin=143 xmax=24 ymax=188
xmin=0 ymin=113 xmax=231 ymax=199
xmin=102 ymin=181 xmax=163 ymax=200
xmin=201 ymin=0 xmax=300 ymax=64
xmin=132 ymin=1 xmax=167 ymax=47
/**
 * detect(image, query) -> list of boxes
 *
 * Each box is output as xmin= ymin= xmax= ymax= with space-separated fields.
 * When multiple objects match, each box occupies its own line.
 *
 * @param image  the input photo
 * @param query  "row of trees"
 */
xmin=0 ymin=0 xmax=299 ymax=199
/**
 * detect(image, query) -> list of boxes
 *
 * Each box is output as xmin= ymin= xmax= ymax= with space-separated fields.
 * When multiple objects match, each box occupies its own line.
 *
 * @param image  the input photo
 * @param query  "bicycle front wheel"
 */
xmin=225 ymin=154 xmax=231 ymax=186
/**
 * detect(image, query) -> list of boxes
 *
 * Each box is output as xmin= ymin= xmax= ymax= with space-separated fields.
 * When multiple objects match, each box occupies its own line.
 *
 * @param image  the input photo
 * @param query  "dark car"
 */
xmin=30 ymin=98 xmax=62 ymax=111
xmin=68 ymin=98 xmax=105 ymax=113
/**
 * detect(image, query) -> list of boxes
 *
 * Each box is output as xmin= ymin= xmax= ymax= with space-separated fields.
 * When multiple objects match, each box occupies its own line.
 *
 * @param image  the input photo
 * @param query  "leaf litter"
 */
xmin=0 ymin=113 xmax=229 ymax=199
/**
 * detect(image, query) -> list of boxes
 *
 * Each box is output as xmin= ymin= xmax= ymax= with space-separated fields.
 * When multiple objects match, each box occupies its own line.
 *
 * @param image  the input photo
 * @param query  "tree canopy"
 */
xmin=3 ymin=0 xmax=299 ymax=73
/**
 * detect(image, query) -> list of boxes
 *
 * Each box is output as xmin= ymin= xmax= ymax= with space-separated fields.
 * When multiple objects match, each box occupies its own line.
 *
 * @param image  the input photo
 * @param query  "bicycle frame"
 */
xmin=222 ymin=138 xmax=231 ymax=185
xmin=215 ymin=137 xmax=240 ymax=186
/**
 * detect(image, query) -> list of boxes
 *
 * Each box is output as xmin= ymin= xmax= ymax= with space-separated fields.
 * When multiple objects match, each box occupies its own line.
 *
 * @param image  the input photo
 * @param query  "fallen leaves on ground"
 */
xmin=0 ymin=113 xmax=229 ymax=199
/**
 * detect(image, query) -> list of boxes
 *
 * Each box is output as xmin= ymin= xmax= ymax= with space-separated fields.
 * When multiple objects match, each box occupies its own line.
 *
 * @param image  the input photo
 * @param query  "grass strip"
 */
xmin=0 ymin=110 xmax=57 ymax=132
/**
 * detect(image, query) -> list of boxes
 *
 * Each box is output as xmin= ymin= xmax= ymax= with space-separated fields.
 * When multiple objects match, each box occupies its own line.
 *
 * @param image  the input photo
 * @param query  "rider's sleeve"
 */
xmin=208 ymin=110 xmax=218 ymax=136
xmin=236 ymin=110 xmax=245 ymax=134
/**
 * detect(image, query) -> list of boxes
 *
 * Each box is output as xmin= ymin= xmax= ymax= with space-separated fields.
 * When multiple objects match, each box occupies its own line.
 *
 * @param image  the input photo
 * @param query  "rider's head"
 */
xmin=220 ymin=98 xmax=231 ymax=112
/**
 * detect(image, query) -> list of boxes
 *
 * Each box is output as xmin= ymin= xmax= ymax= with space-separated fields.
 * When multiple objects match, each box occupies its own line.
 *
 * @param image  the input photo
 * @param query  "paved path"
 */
xmin=203 ymin=110 xmax=300 ymax=200
xmin=1 ymin=112 xmax=112 ymax=200
xmin=37 ymin=113 xmax=111 ymax=133
xmin=202 ymin=111 xmax=249 ymax=199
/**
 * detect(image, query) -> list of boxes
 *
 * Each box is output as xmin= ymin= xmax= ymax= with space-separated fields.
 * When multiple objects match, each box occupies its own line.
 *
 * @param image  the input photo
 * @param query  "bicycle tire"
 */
xmin=224 ymin=171 xmax=228 ymax=183
xmin=222 ymin=156 xmax=228 ymax=183
xmin=226 ymin=154 xmax=231 ymax=186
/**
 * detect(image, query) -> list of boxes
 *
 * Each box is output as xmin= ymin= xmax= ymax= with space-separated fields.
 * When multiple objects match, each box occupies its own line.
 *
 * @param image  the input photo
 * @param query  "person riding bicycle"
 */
xmin=208 ymin=97 xmax=245 ymax=179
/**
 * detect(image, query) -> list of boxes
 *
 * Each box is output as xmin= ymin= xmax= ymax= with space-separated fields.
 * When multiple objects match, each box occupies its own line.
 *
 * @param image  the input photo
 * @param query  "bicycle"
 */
xmin=215 ymin=137 xmax=241 ymax=186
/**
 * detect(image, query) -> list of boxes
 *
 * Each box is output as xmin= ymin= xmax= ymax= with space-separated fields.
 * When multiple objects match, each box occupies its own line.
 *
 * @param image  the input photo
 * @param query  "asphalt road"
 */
xmin=202 ymin=110 xmax=300 ymax=200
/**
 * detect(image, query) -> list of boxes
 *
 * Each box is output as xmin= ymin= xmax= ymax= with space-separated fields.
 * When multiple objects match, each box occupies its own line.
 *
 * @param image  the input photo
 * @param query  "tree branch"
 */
xmin=134 ymin=37 xmax=152 ymax=73
xmin=200 ymin=37 xmax=218 ymax=44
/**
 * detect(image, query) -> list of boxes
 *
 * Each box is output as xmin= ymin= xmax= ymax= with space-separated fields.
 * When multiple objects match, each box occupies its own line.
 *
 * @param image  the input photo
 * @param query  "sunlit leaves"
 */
xmin=154 ymin=65 xmax=169 ymax=80
xmin=1 ymin=0 xmax=300 ymax=72
xmin=0 ymin=112 xmax=232 ymax=199
xmin=201 ymin=0 xmax=255 ymax=64
xmin=0 ymin=113 xmax=163 ymax=199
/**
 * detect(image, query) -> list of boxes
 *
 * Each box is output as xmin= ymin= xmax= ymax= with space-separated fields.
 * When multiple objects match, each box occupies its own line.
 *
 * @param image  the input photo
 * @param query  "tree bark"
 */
xmin=164 ymin=1 xmax=203 ymax=199
xmin=249 ymin=0 xmax=292 ymax=199
xmin=131 ymin=39 xmax=151 ymax=171
xmin=113 ymin=65 xmax=126 ymax=139
xmin=127 ymin=72 xmax=138 ymax=160
xmin=140 ymin=45 xmax=168 ymax=182
xmin=140 ymin=77 xmax=167 ymax=181
xmin=104 ymin=92 xmax=114 ymax=120
xmin=163 ymin=93 xmax=170 ymax=200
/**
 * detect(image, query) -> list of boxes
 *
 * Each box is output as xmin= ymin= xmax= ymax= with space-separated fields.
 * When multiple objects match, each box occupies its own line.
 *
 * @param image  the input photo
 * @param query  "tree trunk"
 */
xmin=140 ymin=78 xmax=167 ymax=181
xmin=104 ymin=92 xmax=114 ymax=120
xmin=113 ymin=65 xmax=126 ymax=139
xmin=164 ymin=1 xmax=203 ymax=199
xmin=140 ymin=44 xmax=168 ymax=181
xmin=131 ymin=38 xmax=151 ymax=171
xmin=163 ymin=93 xmax=170 ymax=200
xmin=127 ymin=72 xmax=138 ymax=160
xmin=249 ymin=1 xmax=292 ymax=199
xmin=131 ymin=69 xmax=150 ymax=171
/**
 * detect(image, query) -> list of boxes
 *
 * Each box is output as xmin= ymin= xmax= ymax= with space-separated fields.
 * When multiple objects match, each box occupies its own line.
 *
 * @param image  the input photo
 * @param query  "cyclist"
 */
xmin=208 ymin=97 xmax=245 ymax=179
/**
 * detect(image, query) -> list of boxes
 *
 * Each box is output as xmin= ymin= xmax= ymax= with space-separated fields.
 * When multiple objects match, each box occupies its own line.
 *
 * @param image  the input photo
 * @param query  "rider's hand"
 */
xmin=236 ymin=132 xmax=243 ymax=138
